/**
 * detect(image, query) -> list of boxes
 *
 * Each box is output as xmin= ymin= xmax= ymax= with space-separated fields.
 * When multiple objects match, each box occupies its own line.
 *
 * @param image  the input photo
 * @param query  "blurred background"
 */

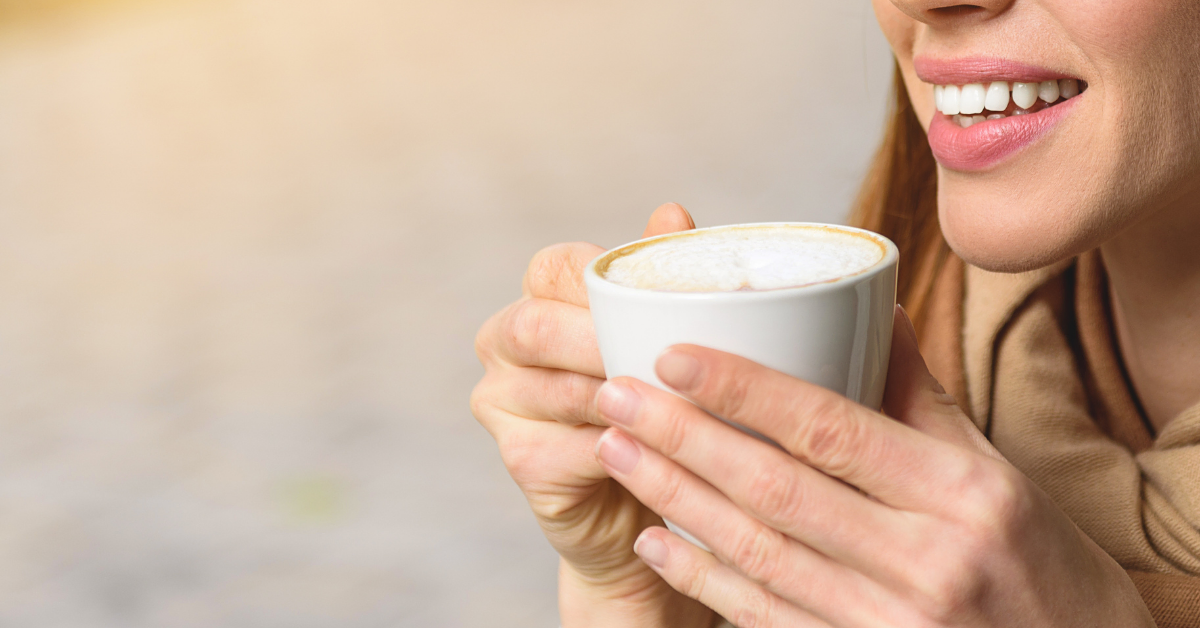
xmin=0 ymin=0 xmax=893 ymax=625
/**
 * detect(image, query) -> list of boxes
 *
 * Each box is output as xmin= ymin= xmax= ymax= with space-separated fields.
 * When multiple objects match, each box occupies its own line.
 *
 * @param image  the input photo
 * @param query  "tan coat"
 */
xmin=922 ymin=251 xmax=1200 ymax=627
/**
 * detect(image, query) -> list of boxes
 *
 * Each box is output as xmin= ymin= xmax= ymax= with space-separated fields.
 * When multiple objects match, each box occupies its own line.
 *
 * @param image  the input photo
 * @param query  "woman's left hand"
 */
xmin=593 ymin=307 xmax=1156 ymax=628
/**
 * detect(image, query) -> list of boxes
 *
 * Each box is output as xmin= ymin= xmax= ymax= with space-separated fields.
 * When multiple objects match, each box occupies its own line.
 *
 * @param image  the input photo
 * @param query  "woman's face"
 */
xmin=873 ymin=0 xmax=1200 ymax=271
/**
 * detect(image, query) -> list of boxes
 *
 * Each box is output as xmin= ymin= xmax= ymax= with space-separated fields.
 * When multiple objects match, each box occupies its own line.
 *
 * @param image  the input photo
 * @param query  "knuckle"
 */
xmin=961 ymin=463 xmax=1035 ymax=544
xmin=677 ymin=556 xmax=710 ymax=602
xmin=474 ymin=311 xmax=503 ymax=365
xmin=655 ymin=406 xmax=691 ymax=459
xmin=496 ymin=430 xmax=540 ymax=484
xmin=505 ymin=299 xmax=554 ymax=365
xmin=745 ymin=463 xmax=803 ymax=523
xmin=468 ymin=380 xmax=494 ymax=422
xmin=728 ymin=587 xmax=775 ymax=628
xmin=729 ymin=525 xmax=784 ymax=584
xmin=919 ymin=563 xmax=985 ymax=625
xmin=525 ymin=243 xmax=574 ymax=297
xmin=986 ymin=467 xmax=1033 ymax=521
xmin=715 ymin=371 xmax=755 ymax=419
xmin=653 ymin=468 xmax=690 ymax=515
xmin=555 ymin=372 xmax=601 ymax=425
xmin=905 ymin=525 xmax=989 ymax=625
xmin=792 ymin=398 xmax=859 ymax=472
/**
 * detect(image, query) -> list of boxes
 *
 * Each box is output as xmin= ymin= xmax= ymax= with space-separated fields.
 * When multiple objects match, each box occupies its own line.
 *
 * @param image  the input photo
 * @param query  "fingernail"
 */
xmin=597 ymin=382 xmax=641 ymax=428
xmin=656 ymin=350 xmax=702 ymax=391
xmin=596 ymin=430 xmax=641 ymax=476
xmin=634 ymin=531 xmax=668 ymax=569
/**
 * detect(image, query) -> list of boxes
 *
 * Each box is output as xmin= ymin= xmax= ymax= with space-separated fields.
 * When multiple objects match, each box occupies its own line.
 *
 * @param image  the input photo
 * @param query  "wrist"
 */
xmin=558 ymin=558 xmax=712 ymax=628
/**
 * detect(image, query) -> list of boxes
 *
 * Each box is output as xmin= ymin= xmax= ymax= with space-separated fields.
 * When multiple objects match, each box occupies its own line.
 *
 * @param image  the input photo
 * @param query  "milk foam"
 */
xmin=601 ymin=226 xmax=884 ymax=292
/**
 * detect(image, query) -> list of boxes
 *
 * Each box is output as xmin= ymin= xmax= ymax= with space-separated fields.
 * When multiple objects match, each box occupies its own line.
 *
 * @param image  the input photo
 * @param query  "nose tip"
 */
xmin=889 ymin=0 xmax=1013 ymax=24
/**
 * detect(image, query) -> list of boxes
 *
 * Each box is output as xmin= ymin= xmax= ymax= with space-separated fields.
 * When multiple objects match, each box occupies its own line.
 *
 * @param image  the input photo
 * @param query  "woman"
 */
xmin=471 ymin=0 xmax=1200 ymax=625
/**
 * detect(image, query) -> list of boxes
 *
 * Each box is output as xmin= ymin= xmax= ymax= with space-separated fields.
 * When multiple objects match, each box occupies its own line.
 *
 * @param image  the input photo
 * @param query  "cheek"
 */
xmin=900 ymin=66 xmax=934 ymax=132
xmin=870 ymin=1 xmax=934 ymax=128
xmin=936 ymin=109 xmax=1134 ymax=273
xmin=940 ymin=0 xmax=1200 ymax=272
xmin=871 ymin=0 xmax=916 ymax=55
xmin=1053 ymin=0 xmax=1179 ymax=56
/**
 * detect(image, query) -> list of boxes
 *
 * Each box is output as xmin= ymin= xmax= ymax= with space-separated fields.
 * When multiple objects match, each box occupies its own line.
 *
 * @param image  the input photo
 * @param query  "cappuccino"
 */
xmin=598 ymin=225 xmax=885 ymax=292
xmin=586 ymin=222 xmax=899 ymax=551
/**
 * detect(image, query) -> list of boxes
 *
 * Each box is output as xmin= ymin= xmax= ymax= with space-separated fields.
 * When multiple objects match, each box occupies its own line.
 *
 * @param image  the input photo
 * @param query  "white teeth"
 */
xmin=1059 ymin=78 xmax=1079 ymax=99
xmin=953 ymin=114 xmax=988 ymax=128
xmin=987 ymin=114 xmax=1004 ymax=120
xmin=1012 ymin=82 xmax=1038 ymax=109
xmin=985 ymin=82 xmax=1010 ymax=112
xmin=1038 ymin=80 xmax=1060 ymax=103
xmin=959 ymin=83 xmax=985 ymax=115
xmin=936 ymin=77 xmax=1083 ymax=119
xmin=942 ymin=85 xmax=961 ymax=115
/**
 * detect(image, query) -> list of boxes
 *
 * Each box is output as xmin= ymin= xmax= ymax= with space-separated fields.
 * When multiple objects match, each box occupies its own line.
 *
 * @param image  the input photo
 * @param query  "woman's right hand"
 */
xmin=471 ymin=203 xmax=713 ymax=627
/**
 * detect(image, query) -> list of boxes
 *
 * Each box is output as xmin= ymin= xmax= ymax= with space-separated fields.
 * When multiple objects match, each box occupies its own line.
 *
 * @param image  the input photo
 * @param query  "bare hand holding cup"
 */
xmin=471 ymin=203 xmax=714 ymax=628
xmin=593 ymin=310 xmax=1155 ymax=628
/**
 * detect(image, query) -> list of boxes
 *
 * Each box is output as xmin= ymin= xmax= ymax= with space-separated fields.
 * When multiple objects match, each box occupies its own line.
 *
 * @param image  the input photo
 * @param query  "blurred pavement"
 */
xmin=0 ymin=1 xmax=892 ymax=626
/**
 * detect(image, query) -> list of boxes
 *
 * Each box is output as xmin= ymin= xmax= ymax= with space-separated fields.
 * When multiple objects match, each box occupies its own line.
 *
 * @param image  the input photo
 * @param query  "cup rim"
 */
xmin=584 ymin=222 xmax=899 ymax=301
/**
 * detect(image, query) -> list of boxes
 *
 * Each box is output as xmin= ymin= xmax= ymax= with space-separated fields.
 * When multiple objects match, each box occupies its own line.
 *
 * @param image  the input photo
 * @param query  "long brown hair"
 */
xmin=849 ymin=62 xmax=948 ymax=328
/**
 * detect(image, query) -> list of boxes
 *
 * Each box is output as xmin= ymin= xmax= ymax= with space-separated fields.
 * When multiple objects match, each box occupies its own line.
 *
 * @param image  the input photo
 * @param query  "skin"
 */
xmin=595 ymin=315 xmax=1153 ymax=627
xmin=472 ymin=205 xmax=713 ymax=627
xmin=472 ymin=0 xmax=1200 ymax=624
xmin=875 ymin=0 xmax=1200 ymax=426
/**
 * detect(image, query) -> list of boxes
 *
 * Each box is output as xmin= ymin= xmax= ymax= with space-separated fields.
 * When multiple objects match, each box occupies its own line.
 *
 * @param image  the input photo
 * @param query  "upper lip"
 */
xmin=914 ymin=56 xmax=1080 ymax=85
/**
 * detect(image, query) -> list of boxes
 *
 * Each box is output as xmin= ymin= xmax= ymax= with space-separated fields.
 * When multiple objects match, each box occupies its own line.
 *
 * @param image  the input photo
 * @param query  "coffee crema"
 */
xmin=597 ymin=225 xmax=885 ymax=292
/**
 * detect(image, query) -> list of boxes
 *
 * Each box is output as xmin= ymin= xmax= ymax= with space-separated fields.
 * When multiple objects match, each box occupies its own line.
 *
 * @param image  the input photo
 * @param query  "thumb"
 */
xmin=641 ymin=202 xmax=696 ymax=239
xmin=883 ymin=306 xmax=1005 ymax=461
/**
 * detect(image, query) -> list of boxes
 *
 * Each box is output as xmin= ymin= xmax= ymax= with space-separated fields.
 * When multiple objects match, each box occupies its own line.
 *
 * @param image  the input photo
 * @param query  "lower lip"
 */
xmin=926 ymin=96 xmax=1081 ymax=172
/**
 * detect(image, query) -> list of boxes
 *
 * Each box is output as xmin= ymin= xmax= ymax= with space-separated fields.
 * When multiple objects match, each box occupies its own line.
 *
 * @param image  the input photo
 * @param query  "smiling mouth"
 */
xmin=933 ymin=79 xmax=1088 ymax=128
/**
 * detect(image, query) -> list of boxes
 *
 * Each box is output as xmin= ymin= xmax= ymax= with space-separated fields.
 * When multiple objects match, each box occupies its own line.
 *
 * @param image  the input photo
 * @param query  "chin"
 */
xmin=935 ymin=175 xmax=1106 ymax=274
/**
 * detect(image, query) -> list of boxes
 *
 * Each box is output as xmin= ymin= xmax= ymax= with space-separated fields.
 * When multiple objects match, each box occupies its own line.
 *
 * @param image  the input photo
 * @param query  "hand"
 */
xmin=592 ymin=307 xmax=1156 ymax=628
xmin=471 ymin=203 xmax=713 ymax=627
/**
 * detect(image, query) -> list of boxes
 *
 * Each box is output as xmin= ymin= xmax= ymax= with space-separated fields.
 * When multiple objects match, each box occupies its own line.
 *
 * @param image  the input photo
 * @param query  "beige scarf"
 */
xmin=921 ymin=251 xmax=1200 ymax=627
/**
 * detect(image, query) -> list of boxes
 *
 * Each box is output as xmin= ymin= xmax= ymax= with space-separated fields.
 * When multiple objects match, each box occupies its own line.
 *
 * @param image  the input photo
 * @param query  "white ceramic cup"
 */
xmin=584 ymin=222 xmax=898 ymax=549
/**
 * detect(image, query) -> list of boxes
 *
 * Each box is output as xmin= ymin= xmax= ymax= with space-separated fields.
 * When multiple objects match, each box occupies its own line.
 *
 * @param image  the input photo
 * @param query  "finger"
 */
xmin=522 ymin=242 xmax=606 ymax=306
xmin=654 ymin=344 xmax=978 ymax=511
xmin=596 ymin=377 xmax=910 ymax=579
xmin=475 ymin=404 xmax=612 ymax=487
xmin=479 ymin=297 xmax=605 ymax=377
xmin=633 ymin=527 xmax=833 ymax=628
xmin=596 ymin=429 xmax=889 ymax=628
xmin=520 ymin=204 xmax=693 ymax=305
xmin=641 ymin=202 xmax=696 ymax=239
xmin=883 ymin=306 xmax=1005 ymax=461
xmin=473 ymin=366 xmax=606 ymax=427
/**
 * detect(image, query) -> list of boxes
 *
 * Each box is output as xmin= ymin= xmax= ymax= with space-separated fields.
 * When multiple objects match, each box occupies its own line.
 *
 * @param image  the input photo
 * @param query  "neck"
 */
xmin=1101 ymin=186 xmax=1200 ymax=432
